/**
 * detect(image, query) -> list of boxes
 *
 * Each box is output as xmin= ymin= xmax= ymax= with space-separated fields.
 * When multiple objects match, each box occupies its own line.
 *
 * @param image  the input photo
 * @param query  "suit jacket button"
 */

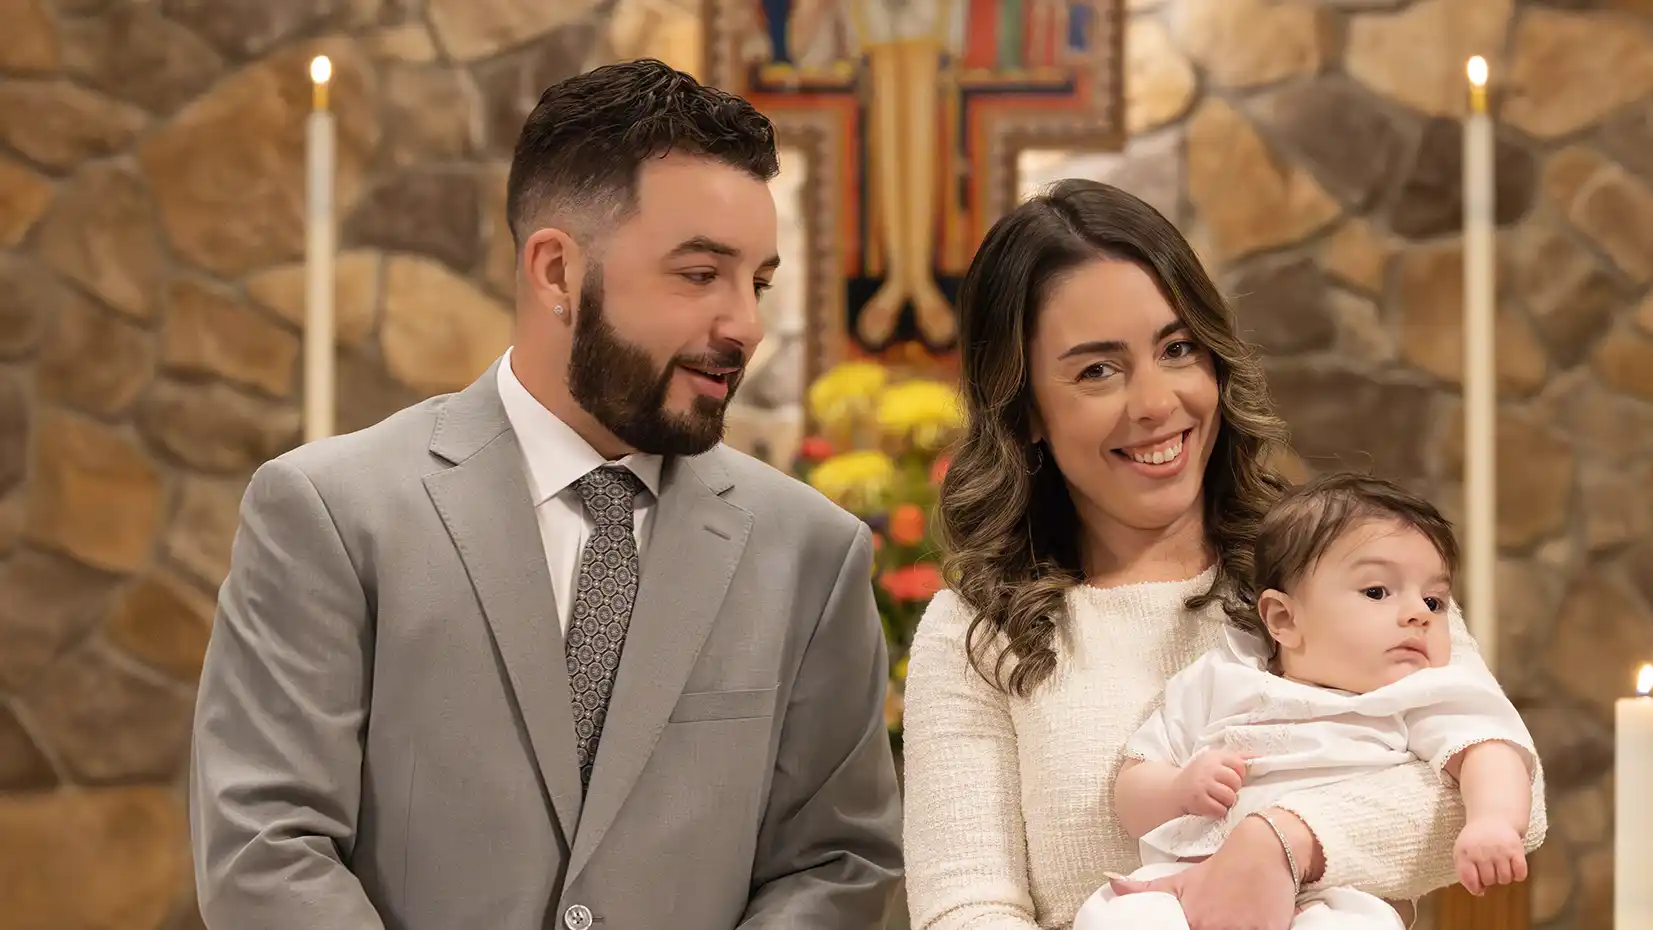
xmin=563 ymin=904 xmax=593 ymax=930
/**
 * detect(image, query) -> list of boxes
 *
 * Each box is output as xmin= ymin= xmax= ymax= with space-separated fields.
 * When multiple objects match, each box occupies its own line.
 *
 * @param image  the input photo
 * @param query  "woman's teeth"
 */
xmin=1125 ymin=435 xmax=1184 ymax=465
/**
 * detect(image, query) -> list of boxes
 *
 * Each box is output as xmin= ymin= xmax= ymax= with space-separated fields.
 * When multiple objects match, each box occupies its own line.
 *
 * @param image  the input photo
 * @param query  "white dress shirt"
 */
xmin=496 ymin=348 xmax=663 ymax=634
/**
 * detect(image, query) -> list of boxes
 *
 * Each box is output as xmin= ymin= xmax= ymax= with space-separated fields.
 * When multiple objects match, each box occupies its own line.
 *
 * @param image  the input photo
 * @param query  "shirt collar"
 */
xmin=496 ymin=347 xmax=663 ymax=506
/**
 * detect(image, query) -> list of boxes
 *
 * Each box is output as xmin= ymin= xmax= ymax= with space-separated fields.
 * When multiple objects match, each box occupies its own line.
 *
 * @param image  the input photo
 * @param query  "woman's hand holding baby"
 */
xmin=1174 ymin=750 xmax=1251 ymax=817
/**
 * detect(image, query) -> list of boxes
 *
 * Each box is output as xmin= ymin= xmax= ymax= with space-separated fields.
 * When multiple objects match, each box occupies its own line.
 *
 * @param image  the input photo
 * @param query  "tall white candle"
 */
xmin=1462 ymin=56 xmax=1497 ymax=675
xmin=1619 ymin=664 xmax=1653 ymax=930
xmin=304 ymin=55 xmax=337 ymax=444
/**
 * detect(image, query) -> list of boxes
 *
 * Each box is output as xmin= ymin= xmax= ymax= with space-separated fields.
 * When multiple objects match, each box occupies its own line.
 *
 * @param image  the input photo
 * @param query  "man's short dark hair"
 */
xmin=505 ymin=58 xmax=780 ymax=247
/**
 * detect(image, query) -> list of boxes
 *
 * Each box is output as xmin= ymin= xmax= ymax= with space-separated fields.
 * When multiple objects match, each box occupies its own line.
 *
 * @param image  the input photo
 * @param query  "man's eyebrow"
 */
xmin=667 ymin=235 xmax=740 ymax=258
xmin=667 ymin=235 xmax=781 ymax=272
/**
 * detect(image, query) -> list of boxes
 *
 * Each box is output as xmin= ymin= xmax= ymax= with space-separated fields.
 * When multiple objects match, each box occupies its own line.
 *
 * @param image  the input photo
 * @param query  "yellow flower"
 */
xmin=892 ymin=655 xmax=909 ymax=682
xmin=876 ymin=379 xmax=964 ymax=450
xmin=807 ymin=362 xmax=889 ymax=431
xmin=808 ymin=450 xmax=897 ymax=513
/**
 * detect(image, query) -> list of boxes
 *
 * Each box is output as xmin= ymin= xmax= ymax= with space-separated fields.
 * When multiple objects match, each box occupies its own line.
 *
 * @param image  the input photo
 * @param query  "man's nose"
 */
xmin=717 ymin=292 xmax=765 ymax=352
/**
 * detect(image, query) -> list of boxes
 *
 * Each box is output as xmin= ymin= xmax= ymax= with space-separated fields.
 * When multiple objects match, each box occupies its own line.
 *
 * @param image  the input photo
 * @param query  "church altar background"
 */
xmin=1 ymin=0 xmax=1651 ymax=927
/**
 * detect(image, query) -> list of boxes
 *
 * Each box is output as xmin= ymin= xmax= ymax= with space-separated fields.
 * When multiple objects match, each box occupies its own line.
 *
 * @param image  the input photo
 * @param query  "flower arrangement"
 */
xmin=791 ymin=361 xmax=965 ymax=745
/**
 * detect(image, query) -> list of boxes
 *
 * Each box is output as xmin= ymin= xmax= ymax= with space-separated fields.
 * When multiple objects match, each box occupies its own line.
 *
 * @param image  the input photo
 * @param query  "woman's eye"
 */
xmin=681 ymin=271 xmax=716 ymax=285
xmin=1078 ymin=361 xmax=1118 ymax=381
xmin=1164 ymin=339 xmax=1199 ymax=360
xmin=1362 ymin=586 xmax=1387 ymax=600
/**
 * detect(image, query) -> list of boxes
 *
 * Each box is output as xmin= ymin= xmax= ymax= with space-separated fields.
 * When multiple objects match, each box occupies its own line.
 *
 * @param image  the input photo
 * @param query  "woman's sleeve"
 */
xmin=901 ymin=591 xmax=1042 ymax=930
xmin=1269 ymin=605 xmax=1548 ymax=900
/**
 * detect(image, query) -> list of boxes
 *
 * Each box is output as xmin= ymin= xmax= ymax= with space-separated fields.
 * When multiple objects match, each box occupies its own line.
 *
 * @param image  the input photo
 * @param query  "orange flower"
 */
xmin=930 ymin=455 xmax=951 ymax=485
xmin=798 ymin=435 xmax=834 ymax=462
xmin=879 ymin=562 xmax=944 ymax=602
xmin=889 ymin=503 xmax=927 ymax=546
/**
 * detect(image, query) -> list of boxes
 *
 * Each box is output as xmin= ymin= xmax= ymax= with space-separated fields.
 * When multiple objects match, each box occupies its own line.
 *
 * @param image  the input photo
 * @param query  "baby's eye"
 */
xmin=1361 ymin=586 xmax=1388 ymax=600
xmin=1424 ymin=596 xmax=1445 ymax=612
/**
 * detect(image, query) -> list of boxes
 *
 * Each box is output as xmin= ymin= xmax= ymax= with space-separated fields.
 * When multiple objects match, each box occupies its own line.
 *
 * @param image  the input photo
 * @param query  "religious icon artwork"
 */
xmin=702 ymin=0 xmax=1124 ymax=380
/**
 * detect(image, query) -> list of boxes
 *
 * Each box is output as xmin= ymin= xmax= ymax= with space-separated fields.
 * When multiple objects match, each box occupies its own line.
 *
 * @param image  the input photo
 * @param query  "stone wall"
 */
xmin=1 ymin=0 xmax=1651 ymax=927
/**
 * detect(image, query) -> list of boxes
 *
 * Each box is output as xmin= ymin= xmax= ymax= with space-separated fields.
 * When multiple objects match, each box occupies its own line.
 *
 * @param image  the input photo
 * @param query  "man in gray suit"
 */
xmin=190 ymin=59 xmax=903 ymax=930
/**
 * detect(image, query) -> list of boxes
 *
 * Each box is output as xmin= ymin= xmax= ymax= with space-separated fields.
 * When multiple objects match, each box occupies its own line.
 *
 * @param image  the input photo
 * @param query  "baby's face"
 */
xmin=1270 ymin=519 xmax=1453 ymax=693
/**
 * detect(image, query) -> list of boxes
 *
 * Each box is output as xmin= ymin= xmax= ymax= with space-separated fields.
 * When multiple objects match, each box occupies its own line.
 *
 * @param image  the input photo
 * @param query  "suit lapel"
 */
xmin=566 ymin=451 xmax=752 ymax=882
xmin=423 ymin=363 xmax=585 ymax=846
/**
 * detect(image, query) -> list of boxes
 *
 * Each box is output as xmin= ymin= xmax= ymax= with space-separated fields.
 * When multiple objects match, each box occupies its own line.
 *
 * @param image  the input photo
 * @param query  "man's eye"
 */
xmin=681 ymin=271 xmax=716 ymax=285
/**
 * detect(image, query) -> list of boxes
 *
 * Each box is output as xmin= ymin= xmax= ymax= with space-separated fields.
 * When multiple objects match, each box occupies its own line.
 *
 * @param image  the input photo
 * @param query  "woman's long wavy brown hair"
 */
xmin=937 ymin=179 xmax=1292 ymax=697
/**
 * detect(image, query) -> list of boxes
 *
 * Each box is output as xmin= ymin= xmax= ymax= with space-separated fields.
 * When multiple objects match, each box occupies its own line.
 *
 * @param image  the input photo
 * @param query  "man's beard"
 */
xmin=565 ymin=265 xmax=744 ymax=456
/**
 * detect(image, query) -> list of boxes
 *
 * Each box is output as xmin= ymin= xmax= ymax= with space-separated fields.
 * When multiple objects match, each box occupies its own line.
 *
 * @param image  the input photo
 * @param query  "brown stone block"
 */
xmin=1566 ymin=163 xmax=1653 ymax=283
xmin=428 ymin=0 xmax=596 ymax=61
xmin=344 ymin=169 xmax=482 ymax=273
xmin=0 ymin=370 xmax=27 ymax=497
xmin=1438 ymin=405 xmax=1574 ymax=549
xmin=1227 ymin=257 xmax=1338 ymax=356
xmin=475 ymin=25 xmax=599 ymax=153
xmin=1345 ymin=0 xmax=1513 ymax=117
xmin=0 ymin=0 xmax=61 ymax=73
xmin=0 ymin=702 xmax=56 ymax=790
xmin=380 ymin=255 xmax=511 ymax=396
xmin=23 ymin=641 xmax=193 ymax=782
xmin=0 ymin=786 xmax=188 ymax=930
xmin=1502 ymin=220 xmax=1623 ymax=368
xmin=1602 ymin=99 xmax=1653 ymax=186
xmin=244 ymin=248 xmax=382 ymax=348
xmin=1389 ymin=118 xmax=1535 ymax=240
xmin=0 ymin=550 xmax=118 ymax=691
xmin=1175 ymin=0 xmax=1328 ymax=90
xmin=0 ymin=79 xmax=148 ymax=171
xmin=380 ymin=64 xmax=482 ymax=166
xmin=1187 ymin=99 xmax=1340 ymax=264
xmin=159 ymin=0 xmax=368 ymax=60
xmin=1594 ymin=322 xmax=1653 ymax=403
xmin=24 ymin=411 xmax=165 ymax=574
xmin=1521 ymin=704 xmax=1614 ymax=794
xmin=336 ymin=343 xmax=421 ymax=435
xmin=1505 ymin=7 xmax=1653 ymax=139
xmin=37 ymin=296 xmax=157 ymax=417
xmin=163 ymin=275 xmax=298 ymax=398
xmin=137 ymin=380 xmax=299 ymax=474
xmin=105 ymin=572 xmax=213 ymax=681
xmin=34 ymin=160 xmax=164 ymax=320
xmin=480 ymin=161 xmax=516 ymax=299
xmin=164 ymin=474 xmax=248 ymax=589
xmin=1320 ymin=219 xmax=1393 ymax=295
xmin=1547 ymin=569 xmax=1653 ymax=718
xmin=1266 ymin=363 xmax=1437 ymax=481
xmin=1124 ymin=17 xmax=1195 ymax=135
xmin=0 ymin=253 xmax=71 ymax=359
xmin=1395 ymin=240 xmax=1547 ymax=396
xmin=1250 ymin=78 xmax=1410 ymax=212
xmin=58 ymin=2 xmax=225 ymax=115
xmin=0 ymin=155 xmax=53 ymax=248
xmin=138 ymin=37 xmax=379 ymax=276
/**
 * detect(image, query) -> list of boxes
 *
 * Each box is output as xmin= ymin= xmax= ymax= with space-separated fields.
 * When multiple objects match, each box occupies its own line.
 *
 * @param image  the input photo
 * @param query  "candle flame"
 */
xmin=1639 ymin=663 xmax=1653 ymax=697
xmin=310 ymin=56 xmax=332 ymax=85
xmin=1467 ymin=56 xmax=1488 ymax=87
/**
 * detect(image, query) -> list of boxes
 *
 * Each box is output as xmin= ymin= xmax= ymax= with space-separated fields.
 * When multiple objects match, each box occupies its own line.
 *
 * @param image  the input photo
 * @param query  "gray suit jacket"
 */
xmin=189 ymin=361 xmax=904 ymax=930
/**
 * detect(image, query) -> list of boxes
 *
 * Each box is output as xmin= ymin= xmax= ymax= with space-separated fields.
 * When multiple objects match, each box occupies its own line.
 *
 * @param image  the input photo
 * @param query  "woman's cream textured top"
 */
xmin=900 ymin=571 xmax=1548 ymax=930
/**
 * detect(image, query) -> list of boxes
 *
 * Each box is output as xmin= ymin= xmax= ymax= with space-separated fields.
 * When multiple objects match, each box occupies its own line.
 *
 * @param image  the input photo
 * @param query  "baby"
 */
xmin=1074 ymin=473 xmax=1537 ymax=930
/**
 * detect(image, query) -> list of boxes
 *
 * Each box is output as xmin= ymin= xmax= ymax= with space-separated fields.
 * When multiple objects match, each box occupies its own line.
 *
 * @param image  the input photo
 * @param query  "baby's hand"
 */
xmin=1171 ymin=749 xmax=1249 ymax=818
xmin=1454 ymin=818 xmax=1527 ymax=895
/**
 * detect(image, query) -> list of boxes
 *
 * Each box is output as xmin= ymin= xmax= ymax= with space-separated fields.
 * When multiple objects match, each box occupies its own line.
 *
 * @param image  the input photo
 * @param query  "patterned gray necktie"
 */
xmin=566 ymin=466 xmax=645 ymax=791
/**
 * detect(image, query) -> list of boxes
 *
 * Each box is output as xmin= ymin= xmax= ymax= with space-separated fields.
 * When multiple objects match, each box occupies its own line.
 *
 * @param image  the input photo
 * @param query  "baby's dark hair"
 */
xmin=1224 ymin=472 xmax=1460 ymax=642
